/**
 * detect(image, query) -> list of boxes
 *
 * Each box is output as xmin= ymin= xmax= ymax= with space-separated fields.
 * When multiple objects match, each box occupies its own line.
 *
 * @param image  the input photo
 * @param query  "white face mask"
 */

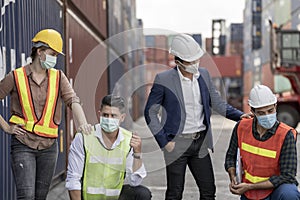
xmin=178 ymin=62 xmax=199 ymax=74
xmin=100 ymin=117 xmax=120 ymax=133
xmin=40 ymin=54 xmax=57 ymax=69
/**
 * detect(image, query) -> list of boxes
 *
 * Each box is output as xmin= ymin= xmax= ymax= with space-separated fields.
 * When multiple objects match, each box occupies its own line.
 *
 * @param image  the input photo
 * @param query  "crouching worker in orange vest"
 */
xmin=66 ymin=95 xmax=152 ymax=200
xmin=0 ymin=29 xmax=92 ymax=200
xmin=224 ymin=85 xmax=300 ymax=200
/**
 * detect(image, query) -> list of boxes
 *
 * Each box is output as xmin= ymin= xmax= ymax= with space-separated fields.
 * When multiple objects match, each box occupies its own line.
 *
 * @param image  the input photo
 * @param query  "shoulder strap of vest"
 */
xmin=277 ymin=122 xmax=297 ymax=140
xmin=237 ymin=118 xmax=253 ymax=135
xmin=10 ymin=67 xmax=37 ymax=130
xmin=82 ymin=131 xmax=96 ymax=151
xmin=119 ymin=127 xmax=133 ymax=156
xmin=119 ymin=127 xmax=133 ymax=138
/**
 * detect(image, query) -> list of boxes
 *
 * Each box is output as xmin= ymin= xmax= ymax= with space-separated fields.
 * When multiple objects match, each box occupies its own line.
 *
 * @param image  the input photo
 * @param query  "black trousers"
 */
xmin=163 ymin=133 xmax=216 ymax=200
xmin=118 ymin=184 xmax=152 ymax=200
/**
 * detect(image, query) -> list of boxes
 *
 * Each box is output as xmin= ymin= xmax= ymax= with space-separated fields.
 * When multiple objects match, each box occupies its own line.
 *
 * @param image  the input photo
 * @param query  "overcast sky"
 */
xmin=136 ymin=0 xmax=246 ymax=39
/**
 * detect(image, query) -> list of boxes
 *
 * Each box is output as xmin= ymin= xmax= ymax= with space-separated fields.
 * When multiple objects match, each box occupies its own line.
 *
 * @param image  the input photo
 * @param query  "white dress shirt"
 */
xmin=177 ymin=67 xmax=206 ymax=133
xmin=65 ymin=124 xmax=147 ymax=191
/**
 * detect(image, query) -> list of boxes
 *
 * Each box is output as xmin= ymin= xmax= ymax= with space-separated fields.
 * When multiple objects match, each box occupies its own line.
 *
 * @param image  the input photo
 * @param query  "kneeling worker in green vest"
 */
xmin=66 ymin=95 xmax=152 ymax=200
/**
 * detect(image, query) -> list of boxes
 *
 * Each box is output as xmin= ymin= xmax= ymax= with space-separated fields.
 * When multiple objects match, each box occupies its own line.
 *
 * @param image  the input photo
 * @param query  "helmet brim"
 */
xmin=33 ymin=42 xmax=65 ymax=56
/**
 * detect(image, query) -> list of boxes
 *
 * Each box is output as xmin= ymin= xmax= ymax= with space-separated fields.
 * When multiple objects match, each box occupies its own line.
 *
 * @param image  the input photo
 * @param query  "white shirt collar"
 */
xmin=94 ymin=124 xmax=125 ymax=149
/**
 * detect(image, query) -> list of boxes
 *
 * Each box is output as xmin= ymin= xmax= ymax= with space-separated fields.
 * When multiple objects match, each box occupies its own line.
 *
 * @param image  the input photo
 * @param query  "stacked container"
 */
xmin=229 ymin=24 xmax=244 ymax=56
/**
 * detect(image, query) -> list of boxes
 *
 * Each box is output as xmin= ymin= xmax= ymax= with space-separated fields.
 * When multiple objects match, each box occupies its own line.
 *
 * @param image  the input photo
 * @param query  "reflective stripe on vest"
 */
xmin=237 ymin=118 xmax=295 ymax=199
xmin=82 ymin=127 xmax=132 ymax=200
xmin=9 ymin=67 xmax=60 ymax=138
xmin=241 ymin=142 xmax=277 ymax=159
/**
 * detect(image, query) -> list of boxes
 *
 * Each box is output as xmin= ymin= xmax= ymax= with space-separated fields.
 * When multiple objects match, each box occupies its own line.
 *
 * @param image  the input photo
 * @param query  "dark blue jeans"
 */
xmin=241 ymin=183 xmax=300 ymax=200
xmin=118 ymin=184 xmax=152 ymax=200
xmin=10 ymin=136 xmax=58 ymax=200
xmin=163 ymin=134 xmax=216 ymax=200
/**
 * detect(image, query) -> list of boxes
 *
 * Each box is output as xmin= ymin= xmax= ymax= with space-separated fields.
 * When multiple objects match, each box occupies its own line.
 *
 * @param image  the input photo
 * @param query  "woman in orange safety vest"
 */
xmin=0 ymin=29 xmax=92 ymax=200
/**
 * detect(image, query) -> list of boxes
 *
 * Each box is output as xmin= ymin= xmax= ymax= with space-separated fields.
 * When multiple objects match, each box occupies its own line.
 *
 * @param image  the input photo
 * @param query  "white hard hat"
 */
xmin=169 ymin=34 xmax=204 ymax=62
xmin=248 ymin=85 xmax=277 ymax=108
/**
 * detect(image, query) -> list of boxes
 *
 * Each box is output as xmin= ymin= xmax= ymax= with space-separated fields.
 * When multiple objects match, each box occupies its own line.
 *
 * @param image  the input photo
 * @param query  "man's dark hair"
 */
xmin=250 ymin=104 xmax=276 ymax=113
xmin=174 ymin=56 xmax=184 ymax=63
xmin=101 ymin=95 xmax=126 ymax=113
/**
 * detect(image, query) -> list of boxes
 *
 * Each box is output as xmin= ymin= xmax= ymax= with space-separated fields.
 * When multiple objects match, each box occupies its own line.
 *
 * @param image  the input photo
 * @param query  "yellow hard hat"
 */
xmin=32 ymin=29 xmax=64 ymax=55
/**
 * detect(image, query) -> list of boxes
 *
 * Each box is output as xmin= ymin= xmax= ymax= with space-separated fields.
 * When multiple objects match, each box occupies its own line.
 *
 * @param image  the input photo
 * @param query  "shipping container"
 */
xmin=130 ymin=19 xmax=146 ymax=121
xmin=107 ymin=0 xmax=125 ymax=57
xmin=155 ymin=35 xmax=168 ymax=66
xmin=145 ymin=36 xmax=156 ymax=63
xmin=243 ymin=70 xmax=254 ymax=112
xmin=144 ymin=35 xmax=168 ymax=66
xmin=68 ymin=0 xmax=107 ymax=39
xmin=107 ymin=0 xmax=146 ymax=126
xmin=65 ymin=6 xmax=108 ymax=128
xmin=207 ymin=56 xmax=243 ymax=110
xmin=210 ymin=56 xmax=242 ymax=78
xmin=144 ymin=34 xmax=170 ymax=101
xmin=205 ymin=38 xmax=213 ymax=55
xmin=229 ymin=41 xmax=243 ymax=56
xmin=230 ymin=23 xmax=243 ymax=42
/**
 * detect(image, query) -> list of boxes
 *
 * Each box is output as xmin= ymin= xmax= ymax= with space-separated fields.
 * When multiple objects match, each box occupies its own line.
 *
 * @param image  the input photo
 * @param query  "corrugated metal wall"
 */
xmin=130 ymin=20 xmax=145 ymax=121
xmin=0 ymin=0 xmax=65 ymax=199
xmin=64 ymin=0 xmax=109 ymax=158
xmin=69 ymin=0 xmax=107 ymax=39
xmin=107 ymin=0 xmax=145 ymax=126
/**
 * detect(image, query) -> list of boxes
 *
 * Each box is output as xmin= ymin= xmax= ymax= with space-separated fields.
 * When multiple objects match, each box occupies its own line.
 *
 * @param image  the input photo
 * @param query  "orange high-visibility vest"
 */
xmin=9 ymin=67 xmax=60 ymax=138
xmin=237 ymin=118 xmax=297 ymax=200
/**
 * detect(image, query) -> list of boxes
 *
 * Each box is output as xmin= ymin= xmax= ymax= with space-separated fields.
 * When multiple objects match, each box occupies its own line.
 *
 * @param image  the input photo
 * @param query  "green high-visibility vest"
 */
xmin=82 ymin=127 xmax=132 ymax=200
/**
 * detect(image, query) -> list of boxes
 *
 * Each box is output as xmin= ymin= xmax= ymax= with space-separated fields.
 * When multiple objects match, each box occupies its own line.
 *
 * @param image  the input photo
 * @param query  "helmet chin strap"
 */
xmin=177 ymin=62 xmax=187 ymax=71
xmin=175 ymin=60 xmax=187 ymax=70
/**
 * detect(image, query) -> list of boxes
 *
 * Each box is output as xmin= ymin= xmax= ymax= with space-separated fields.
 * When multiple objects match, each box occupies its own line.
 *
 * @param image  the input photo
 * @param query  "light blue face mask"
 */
xmin=256 ymin=112 xmax=277 ymax=129
xmin=100 ymin=117 xmax=120 ymax=133
xmin=40 ymin=54 xmax=57 ymax=69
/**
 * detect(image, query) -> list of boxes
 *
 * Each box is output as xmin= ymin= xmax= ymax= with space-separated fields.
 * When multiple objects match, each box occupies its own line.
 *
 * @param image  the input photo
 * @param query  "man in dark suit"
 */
xmin=144 ymin=34 xmax=247 ymax=200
